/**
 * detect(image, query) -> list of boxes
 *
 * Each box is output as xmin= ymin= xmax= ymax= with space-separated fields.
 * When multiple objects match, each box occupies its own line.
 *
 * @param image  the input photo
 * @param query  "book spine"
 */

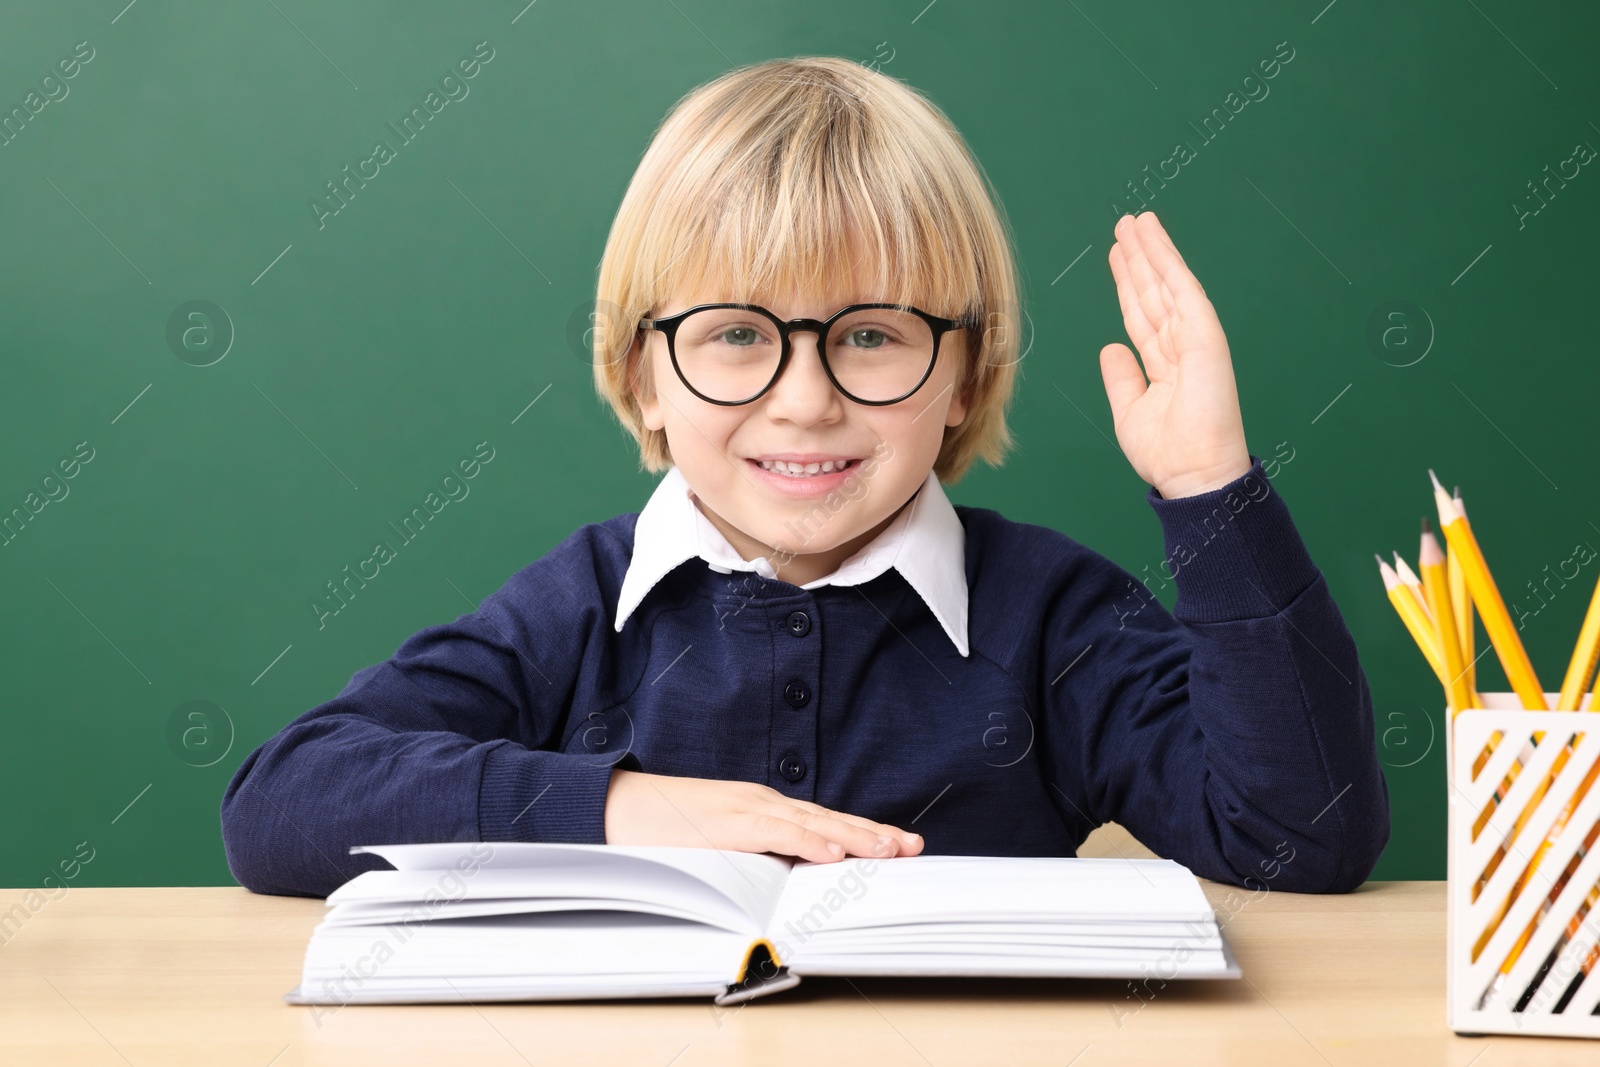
xmin=713 ymin=940 xmax=800 ymax=1005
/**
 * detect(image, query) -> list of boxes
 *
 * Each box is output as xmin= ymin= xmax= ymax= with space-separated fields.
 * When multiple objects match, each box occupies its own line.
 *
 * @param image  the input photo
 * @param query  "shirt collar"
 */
xmin=614 ymin=465 xmax=969 ymax=657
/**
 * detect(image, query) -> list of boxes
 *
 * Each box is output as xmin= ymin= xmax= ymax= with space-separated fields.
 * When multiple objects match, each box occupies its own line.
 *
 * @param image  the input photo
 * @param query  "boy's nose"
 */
xmin=761 ymin=332 xmax=844 ymax=424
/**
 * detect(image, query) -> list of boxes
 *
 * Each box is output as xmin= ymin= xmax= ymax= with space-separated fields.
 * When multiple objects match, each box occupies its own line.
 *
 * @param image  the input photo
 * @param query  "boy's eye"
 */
xmin=717 ymin=325 xmax=763 ymax=346
xmin=842 ymin=327 xmax=891 ymax=349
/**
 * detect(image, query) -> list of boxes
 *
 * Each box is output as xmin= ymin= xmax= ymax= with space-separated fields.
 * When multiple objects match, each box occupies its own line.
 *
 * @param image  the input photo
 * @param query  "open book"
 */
xmin=284 ymin=843 xmax=1240 ymax=1006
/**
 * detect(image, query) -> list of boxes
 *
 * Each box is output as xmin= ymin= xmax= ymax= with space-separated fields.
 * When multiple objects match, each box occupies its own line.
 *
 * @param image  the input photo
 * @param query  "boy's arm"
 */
xmin=1045 ymin=461 xmax=1390 ymax=892
xmin=1056 ymin=209 xmax=1387 ymax=890
xmin=218 ymin=532 xmax=617 ymax=898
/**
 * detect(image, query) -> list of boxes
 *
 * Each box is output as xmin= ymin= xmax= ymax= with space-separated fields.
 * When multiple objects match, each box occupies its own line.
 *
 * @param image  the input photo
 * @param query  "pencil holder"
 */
xmin=1446 ymin=694 xmax=1600 ymax=1038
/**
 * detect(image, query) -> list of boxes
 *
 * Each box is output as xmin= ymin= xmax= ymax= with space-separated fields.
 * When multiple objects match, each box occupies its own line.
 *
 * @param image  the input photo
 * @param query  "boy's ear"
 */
xmin=629 ymin=334 xmax=665 ymax=431
xmin=940 ymin=330 xmax=977 ymax=428
xmin=944 ymin=376 xmax=971 ymax=428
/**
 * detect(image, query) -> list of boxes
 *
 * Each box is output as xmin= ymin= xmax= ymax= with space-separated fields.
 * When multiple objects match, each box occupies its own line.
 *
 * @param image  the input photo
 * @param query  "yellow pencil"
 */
xmin=1392 ymin=553 xmax=1434 ymax=628
xmin=1556 ymin=569 xmax=1600 ymax=711
xmin=1451 ymin=486 xmax=1479 ymax=701
xmin=1439 ymin=477 xmax=1547 ymax=838
xmin=1429 ymin=472 xmax=1547 ymax=710
xmin=1450 ymin=494 xmax=1534 ymax=830
xmin=1420 ymin=522 xmax=1473 ymax=714
xmin=1378 ymin=555 xmax=1447 ymax=685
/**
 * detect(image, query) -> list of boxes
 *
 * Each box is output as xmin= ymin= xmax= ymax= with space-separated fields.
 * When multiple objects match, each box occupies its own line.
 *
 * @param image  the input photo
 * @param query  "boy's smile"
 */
xmin=745 ymin=452 xmax=864 ymax=498
xmin=634 ymin=282 xmax=970 ymax=587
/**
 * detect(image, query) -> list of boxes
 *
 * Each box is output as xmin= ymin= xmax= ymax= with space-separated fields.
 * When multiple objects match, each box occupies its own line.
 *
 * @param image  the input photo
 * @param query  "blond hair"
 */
xmin=591 ymin=55 xmax=1023 ymax=483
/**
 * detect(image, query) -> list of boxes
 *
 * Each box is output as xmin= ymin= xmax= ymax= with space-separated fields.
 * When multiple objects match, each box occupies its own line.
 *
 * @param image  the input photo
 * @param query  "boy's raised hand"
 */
xmin=604 ymin=769 xmax=923 ymax=863
xmin=1099 ymin=212 xmax=1253 ymax=499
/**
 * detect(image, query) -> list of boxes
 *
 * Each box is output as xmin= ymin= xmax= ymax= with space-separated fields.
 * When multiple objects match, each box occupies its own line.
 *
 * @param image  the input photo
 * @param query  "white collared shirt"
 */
xmin=613 ymin=465 xmax=970 ymax=657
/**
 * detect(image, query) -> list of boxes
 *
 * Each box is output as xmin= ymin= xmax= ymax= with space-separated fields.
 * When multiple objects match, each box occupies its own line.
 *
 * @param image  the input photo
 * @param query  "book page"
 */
xmin=771 ymin=856 xmax=1214 ymax=933
xmin=320 ymin=895 xmax=732 ymax=927
xmin=298 ymin=911 xmax=753 ymax=999
xmin=346 ymin=842 xmax=792 ymax=932
xmin=322 ymin=890 xmax=750 ymax=933
xmin=766 ymin=856 xmax=1232 ymax=978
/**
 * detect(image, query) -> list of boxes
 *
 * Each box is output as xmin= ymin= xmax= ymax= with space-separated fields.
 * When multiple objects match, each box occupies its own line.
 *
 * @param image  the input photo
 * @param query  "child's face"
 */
xmin=635 ymin=281 xmax=969 ymax=574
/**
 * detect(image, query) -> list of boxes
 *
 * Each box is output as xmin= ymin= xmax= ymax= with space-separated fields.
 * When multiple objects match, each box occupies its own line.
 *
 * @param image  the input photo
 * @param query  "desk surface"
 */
xmin=1 ymin=876 xmax=1593 ymax=1066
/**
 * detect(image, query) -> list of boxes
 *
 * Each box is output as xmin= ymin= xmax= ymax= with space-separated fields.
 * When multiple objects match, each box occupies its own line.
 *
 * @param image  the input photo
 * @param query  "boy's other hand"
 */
xmin=604 ymin=769 xmax=924 ymax=863
xmin=1099 ymin=211 xmax=1252 ymax=499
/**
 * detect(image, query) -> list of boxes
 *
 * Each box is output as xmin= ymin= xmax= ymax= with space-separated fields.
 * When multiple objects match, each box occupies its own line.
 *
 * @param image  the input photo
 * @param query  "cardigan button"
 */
xmin=778 ymin=753 xmax=806 ymax=782
xmin=783 ymin=679 xmax=810 ymax=708
xmin=785 ymin=610 xmax=812 ymax=637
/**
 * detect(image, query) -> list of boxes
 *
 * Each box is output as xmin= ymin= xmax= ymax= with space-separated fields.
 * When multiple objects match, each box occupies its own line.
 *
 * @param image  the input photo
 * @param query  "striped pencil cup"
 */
xmin=1447 ymin=694 xmax=1600 ymax=1037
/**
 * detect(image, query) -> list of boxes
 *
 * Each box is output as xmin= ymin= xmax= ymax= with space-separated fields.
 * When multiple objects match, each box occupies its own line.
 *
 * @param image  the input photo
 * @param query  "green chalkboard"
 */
xmin=3 ymin=0 xmax=1596 ymax=891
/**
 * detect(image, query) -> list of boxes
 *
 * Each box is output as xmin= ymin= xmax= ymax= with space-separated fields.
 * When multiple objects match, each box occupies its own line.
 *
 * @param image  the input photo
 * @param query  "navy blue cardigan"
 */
xmin=220 ymin=460 xmax=1389 ymax=897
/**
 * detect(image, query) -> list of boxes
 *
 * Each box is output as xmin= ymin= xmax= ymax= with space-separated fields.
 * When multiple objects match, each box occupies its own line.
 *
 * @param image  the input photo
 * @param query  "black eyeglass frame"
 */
xmin=638 ymin=302 xmax=969 ymax=407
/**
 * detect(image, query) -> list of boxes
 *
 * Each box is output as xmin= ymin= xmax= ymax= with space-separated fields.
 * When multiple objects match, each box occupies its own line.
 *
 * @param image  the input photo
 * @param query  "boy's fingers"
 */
xmin=801 ymin=809 xmax=907 ymax=857
xmin=1107 ymin=244 xmax=1158 ymax=355
xmin=1131 ymin=213 xmax=1205 ymax=312
xmin=787 ymin=800 xmax=922 ymax=848
xmin=1135 ymin=211 xmax=1196 ymax=278
xmin=1125 ymin=215 xmax=1229 ymax=366
xmin=788 ymin=807 xmax=903 ymax=858
xmin=819 ymin=812 xmax=921 ymax=857
xmin=1116 ymin=219 xmax=1174 ymax=337
xmin=1140 ymin=211 xmax=1191 ymax=268
xmin=743 ymin=813 xmax=844 ymax=864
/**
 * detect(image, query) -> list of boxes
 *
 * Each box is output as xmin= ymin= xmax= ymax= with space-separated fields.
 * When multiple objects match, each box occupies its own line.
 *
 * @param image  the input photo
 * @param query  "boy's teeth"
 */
xmin=758 ymin=458 xmax=850 ymax=476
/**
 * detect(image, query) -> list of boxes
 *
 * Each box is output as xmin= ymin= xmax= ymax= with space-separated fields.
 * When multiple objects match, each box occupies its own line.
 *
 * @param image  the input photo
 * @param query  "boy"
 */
xmin=221 ymin=57 xmax=1387 ymax=898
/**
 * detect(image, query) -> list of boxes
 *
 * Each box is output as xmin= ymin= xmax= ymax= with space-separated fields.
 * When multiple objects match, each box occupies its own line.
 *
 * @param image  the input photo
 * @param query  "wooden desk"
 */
xmin=2 ymin=869 xmax=1593 ymax=1064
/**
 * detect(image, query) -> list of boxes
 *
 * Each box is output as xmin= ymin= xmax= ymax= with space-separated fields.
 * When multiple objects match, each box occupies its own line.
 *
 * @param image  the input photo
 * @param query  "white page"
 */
xmin=793 ymin=953 xmax=1236 ymax=979
xmin=805 ymin=919 xmax=1218 ymax=941
xmin=797 ymin=946 xmax=1228 ymax=965
xmin=301 ymin=912 xmax=750 ymax=986
xmin=287 ymin=974 xmax=730 ymax=1005
xmin=288 ymin=974 xmax=732 ymax=1004
xmin=768 ymin=855 xmax=1229 ymax=976
xmin=769 ymin=856 xmax=1215 ymax=938
xmin=349 ymin=842 xmax=791 ymax=929
xmin=320 ymin=895 xmax=732 ymax=931
xmin=813 ymin=930 xmax=1220 ymax=952
xmin=327 ymin=867 xmax=757 ymax=934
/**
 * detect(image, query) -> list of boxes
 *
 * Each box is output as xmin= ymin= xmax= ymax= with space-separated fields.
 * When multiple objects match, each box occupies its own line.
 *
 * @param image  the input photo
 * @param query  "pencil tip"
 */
xmin=1428 ymin=469 xmax=1445 ymax=492
xmin=1421 ymin=516 xmax=1431 ymax=533
xmin=1374 ymin=553 xmax=1385 ymax=566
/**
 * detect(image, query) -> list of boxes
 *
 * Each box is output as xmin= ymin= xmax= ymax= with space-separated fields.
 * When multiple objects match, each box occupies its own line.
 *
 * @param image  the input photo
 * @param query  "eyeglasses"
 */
xmin=638 ymin=302 xmax=968 ymax=406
